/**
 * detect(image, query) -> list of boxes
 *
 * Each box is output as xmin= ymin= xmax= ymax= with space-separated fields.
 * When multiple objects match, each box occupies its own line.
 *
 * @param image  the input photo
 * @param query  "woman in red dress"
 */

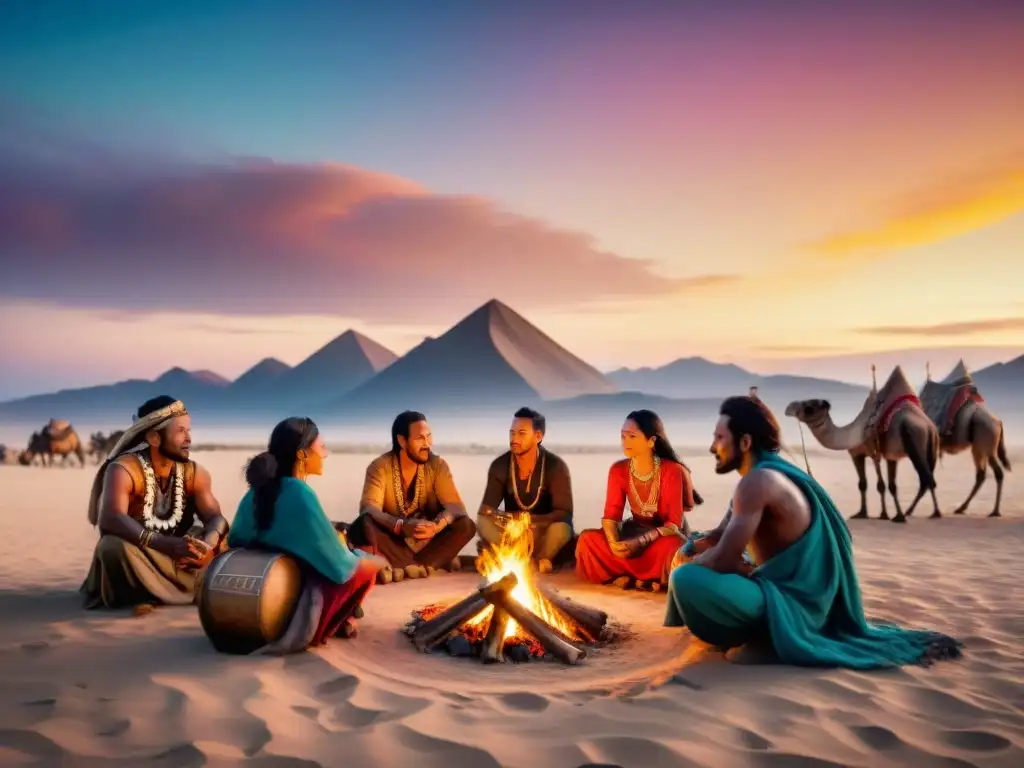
xmin=575 ymin=410 xmax=699 ymax=586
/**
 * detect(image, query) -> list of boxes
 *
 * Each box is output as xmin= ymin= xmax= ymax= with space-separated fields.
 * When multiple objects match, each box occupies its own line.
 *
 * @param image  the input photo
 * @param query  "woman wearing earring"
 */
xmin=575 ymin=410 xmax=699 ymax=588
xmin=228 ymin=417 xmax=388 ymax=646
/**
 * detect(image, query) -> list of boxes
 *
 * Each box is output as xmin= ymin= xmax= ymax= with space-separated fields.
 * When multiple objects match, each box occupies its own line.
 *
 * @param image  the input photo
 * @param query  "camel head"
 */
xmin=784 ymin=399 xmax=831 ymax=423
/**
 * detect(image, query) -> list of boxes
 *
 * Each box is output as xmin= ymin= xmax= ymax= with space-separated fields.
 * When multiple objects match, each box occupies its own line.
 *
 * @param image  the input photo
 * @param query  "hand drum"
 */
xmin=198 ymin=549 xmax=303 ymax=654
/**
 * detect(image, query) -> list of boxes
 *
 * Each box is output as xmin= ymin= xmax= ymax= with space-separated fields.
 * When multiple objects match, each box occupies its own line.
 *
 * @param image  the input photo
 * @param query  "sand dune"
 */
xmin=1 ymin=449 xmax=1022 ymax=766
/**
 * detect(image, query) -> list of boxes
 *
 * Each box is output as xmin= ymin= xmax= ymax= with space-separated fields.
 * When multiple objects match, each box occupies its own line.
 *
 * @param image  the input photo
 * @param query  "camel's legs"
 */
xmin=989 ymin=457 xmax=1005 ymax=518
xmin=872 ymin=457 xmax=888 ymax=520
xmin=900 ymin=424 xmax=941 ymax=520
xmin=887 ymin=460 xmax=906 ymax=523
xmin=850 ymin=453 xmax=869 ymax=519
xmin=955 ymin=450 xmax=988 ymax=515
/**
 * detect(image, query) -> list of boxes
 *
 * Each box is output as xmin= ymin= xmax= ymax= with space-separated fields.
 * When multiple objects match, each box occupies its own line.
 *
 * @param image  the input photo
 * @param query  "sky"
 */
xmin=1 ymin=0 xmax=1023 ymax=399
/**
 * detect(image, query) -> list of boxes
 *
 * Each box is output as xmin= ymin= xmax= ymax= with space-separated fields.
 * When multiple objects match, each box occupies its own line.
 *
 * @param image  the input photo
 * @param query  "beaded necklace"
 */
xmin=139 ymin=453 xmax=186 ymax=532
xmin=628 ymin=455 xmax=661 ymax=517
xmin=509 ymin=449 xmax=546 ymax=512
xmin=391 ymin=453 xmax=424 ymax=517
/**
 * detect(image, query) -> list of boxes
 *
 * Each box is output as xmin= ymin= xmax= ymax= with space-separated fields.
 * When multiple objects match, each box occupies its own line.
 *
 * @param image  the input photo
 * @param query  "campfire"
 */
xmin=404 ymin=515 xmax=611 ymax=664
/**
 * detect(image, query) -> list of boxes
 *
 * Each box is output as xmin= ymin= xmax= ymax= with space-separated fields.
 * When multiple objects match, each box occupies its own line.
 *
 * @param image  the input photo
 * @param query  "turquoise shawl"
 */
xmin=228 ymin=478 xmax=363 ymax=585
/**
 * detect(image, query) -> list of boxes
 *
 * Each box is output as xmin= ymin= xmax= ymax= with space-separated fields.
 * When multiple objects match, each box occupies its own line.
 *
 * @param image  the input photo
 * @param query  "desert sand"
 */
xmin=1 ymin=447 xmax=1022 ymax=767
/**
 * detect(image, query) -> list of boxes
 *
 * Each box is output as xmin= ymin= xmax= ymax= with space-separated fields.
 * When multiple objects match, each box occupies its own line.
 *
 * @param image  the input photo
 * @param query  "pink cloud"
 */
xmin=0 ymin=115 xmax=734 ymax=321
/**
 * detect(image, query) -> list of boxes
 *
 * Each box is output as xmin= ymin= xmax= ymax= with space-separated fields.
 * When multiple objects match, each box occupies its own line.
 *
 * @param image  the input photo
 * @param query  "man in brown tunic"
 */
xmin=347 ymin=411 xmax=476 ymax=581
xmin=478 ymin=407 xmax=574 ymax=573
xmin=81 ymin=395 xmax=229 ymax=609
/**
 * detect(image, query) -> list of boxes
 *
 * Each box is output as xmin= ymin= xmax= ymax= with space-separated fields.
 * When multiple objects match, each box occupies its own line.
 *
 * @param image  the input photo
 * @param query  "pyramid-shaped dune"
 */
xmin=330 ymin=300 xmax=617 ymax=412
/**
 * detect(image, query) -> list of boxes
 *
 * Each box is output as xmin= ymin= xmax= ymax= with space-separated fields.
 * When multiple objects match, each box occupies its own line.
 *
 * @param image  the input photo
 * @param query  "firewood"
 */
xmin=411 ymin=572 xmax=517 ymax=652
xmin=481 ymin=606 xmax=511 ymax=663
xmin=484 ymin=589 xmax=586 ymax=665
xmin=537 ymin=583 xmax=607 ymax=642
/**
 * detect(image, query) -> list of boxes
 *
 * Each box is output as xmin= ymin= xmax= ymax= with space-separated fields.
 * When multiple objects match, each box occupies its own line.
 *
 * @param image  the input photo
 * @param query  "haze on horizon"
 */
xmin=2 ymin=0 xmax=1023 ymax=400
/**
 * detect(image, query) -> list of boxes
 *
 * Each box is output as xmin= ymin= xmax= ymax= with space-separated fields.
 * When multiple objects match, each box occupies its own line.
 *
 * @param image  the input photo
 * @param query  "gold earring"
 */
xmin=297 ymin=451 xmax=307 ymax=477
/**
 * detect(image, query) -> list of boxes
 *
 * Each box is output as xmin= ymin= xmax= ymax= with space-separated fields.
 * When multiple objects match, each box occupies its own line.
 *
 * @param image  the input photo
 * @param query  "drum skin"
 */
xmin=198 ymin=549 xmax=303 ymax=654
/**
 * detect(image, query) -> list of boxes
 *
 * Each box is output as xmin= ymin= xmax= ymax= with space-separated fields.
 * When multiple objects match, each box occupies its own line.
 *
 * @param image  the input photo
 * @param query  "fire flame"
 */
xmin=466 ymin=513 xmax=580 ymax=642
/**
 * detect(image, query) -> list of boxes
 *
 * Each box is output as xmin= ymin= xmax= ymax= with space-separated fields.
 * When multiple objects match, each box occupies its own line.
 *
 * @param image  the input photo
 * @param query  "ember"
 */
xmin=404 ymin=514 xmax=612 ymax=664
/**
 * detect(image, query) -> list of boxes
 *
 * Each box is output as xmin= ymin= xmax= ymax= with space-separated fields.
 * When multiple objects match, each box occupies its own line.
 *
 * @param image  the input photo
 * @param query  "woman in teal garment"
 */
xmin=229 ymin=417 xmax=388 ymax=645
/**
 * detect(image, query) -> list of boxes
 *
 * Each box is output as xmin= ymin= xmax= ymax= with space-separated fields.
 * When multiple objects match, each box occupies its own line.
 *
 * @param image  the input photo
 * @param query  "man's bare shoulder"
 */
xmin=108 ymin=454 xmax=142 ymax=491
xmin=734 ymin=467 xmax=790 ymax=502
xmin=738 ymin=467 xmax=809 ymax=517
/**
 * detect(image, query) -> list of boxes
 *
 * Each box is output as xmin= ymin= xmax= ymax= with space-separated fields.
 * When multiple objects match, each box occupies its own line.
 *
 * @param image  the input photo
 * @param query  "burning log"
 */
xmin=484 ymin=584 xmax=587 ymax=665
xmin=537 ymin=583 xmax=608 ymax=643
xmin=411 ymin=572 xmax=517 ymax=652
xmin=481 ymin=606 xmax=511 ymax=664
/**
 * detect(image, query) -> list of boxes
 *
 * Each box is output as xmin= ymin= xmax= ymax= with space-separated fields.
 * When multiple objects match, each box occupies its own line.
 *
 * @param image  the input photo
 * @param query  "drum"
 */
xmin=198 ymin=549 xmax=303 ymax=655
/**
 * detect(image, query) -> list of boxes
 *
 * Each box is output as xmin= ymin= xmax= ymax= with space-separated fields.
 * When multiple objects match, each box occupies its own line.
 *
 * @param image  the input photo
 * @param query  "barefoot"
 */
xmin=340 ymin=619 xmax=358 ymax=639
xmin=538 ymin=558 xmax=553 ymax=574
xmin=405 ymin=565 xmax=428 ymax=579
xmin=651 ymin=581 xmax=663 ymax=593
xmin=612 ymin=576 xmax=632 ymax=590
xmin=449 ymin=557 xmax=462 ymax=572
xmin=133 ymin=603 xmax=155 ymax=618
xmin=392 ymin=567 xmax=405 ymax=582
xmin=426 ymin=566 xmax=438 ymax=576
xmin=377 ymin=567 xmax=394 ymax=585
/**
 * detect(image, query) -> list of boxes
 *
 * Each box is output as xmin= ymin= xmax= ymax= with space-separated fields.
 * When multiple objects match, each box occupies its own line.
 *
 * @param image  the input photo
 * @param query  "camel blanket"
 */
xmin=920 ymin=381 xmax=984 ymax=435
xmin=44 ymin=420 xmax=76 ymax=443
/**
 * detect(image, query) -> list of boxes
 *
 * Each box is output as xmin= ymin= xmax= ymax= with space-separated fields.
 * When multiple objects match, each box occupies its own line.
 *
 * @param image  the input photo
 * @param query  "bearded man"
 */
xmin=81 ymin=396 xmax=229 ymax=610
xmin=664 ymin=394 xmax=960 ymax=669
xmin=347 ymin=411 xmax=476 ymax=581
xmin=477 ymin=407 xmax=574 ymax=573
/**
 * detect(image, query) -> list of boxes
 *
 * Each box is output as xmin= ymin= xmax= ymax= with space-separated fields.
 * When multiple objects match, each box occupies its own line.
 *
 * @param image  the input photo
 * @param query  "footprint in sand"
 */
xmin=96 ymin=719 xmax=131 ymax=737
xmin=848 ymin=724 xmax=908 ymax=751
xmin=313 ymin=674 xmax=359 ymax=700
xmin=498 ymin=692 xmax=549 ymax=712
xmin=734 ymin=727 xmax=773 ymax=751
xmin=938 ymin=729 xmax=1012 ymax=752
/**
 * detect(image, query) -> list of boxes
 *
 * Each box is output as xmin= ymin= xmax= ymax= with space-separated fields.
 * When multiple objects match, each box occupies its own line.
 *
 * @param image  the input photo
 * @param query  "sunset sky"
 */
xmin=1 ymin=0 xmax=1023 ymax=399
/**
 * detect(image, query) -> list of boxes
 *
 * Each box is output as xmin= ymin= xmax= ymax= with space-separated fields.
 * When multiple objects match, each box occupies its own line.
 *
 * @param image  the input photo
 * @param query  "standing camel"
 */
xmin=920 ymin=360 xmax=1010 ymax=517
xmin=20 ymin=420 xmax=86 ymax=467
xmin=785 ymin=365 xmax=941 ymax=524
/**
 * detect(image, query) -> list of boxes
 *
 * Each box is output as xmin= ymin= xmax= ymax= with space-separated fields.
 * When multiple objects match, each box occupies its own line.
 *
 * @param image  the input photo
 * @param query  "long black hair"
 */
xmin=245 ymin=417 xmax=319 ymax=531
xmin=625 ymin=409 xmax=704 ymax=505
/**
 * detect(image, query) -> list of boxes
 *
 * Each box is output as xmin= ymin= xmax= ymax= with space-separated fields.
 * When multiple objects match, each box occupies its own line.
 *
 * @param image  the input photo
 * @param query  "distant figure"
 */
xmin=22 ymin=420 xmax=86 ymax=467
xmin=90 ymin=430 xmax=125 ymax=463
xmin=347 ymin=411 xmax=477 ymax=582
xmin=575 ymin=410 xmax=697 ymax=589
xmin=228 ymin=417 xmax=388 ymax=647
xmin=665 ymin=395 xmax=961 ymax=668
xmin=477 ymin=407 xmax=574 ymax=573
xmin=81 ymin=396 xmax=229 ymax=609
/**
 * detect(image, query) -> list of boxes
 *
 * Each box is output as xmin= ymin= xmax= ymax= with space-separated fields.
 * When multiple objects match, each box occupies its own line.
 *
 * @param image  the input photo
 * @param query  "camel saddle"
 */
xmin=920 ymin=379 xmax=984 ymax=436
xmin=44 ymin=419 xmax=75 ymax=442
xmin=864 ymin=366 xmax=922 ymax=456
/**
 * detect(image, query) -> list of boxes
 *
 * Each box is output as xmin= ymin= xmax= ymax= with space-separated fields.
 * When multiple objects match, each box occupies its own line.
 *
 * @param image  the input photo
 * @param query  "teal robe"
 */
xmin=229 ymin=478 xmax=364 ymax=585
xmin=665 ymin=453 xmax=962 ymax=669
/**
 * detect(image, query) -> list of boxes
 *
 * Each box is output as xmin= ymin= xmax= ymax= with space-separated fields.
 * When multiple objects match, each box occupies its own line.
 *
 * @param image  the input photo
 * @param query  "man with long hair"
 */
xmin=347 ymin=411 xmax=476 ymax=582
xmin=81 ymin=395 xmax=229 ymax=609
xmin=665 ymin=395 xmax=961 ymax=668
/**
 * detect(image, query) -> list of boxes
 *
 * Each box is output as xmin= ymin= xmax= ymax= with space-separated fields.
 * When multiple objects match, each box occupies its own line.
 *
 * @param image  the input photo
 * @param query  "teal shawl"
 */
xmin=720 ymin=454 xmax=958 ymax=671
xmin=749 ymin=453 xmax=959 ymax=668
xmin=228 ymin=478 xmax=363 ymax=585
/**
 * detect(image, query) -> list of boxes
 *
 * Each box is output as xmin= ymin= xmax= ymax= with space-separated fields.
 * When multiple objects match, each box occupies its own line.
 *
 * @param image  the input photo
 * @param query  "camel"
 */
xmin=785 ymin=365 xmax=941 ymax=523
xmin=89 ymin=430 xmax=125 ymax=463
xmin=920 ymin=360 xmax=1010 ymax=517
xmin=20 ymin=420 xmax=86 ymax=467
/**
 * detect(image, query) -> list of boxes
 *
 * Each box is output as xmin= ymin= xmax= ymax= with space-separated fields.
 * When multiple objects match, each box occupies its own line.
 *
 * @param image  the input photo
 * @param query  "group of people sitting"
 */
xmin=80 ymin=393 xmax=961 ymax=669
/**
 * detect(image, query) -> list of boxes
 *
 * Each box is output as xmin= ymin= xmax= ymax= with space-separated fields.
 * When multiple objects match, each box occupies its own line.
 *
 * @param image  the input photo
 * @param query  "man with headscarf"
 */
xmin=81 ymin=395 xmax=229 ymax=610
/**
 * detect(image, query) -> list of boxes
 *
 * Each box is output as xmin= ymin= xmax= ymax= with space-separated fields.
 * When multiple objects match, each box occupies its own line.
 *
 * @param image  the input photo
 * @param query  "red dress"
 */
xmin=575 ymin=459 xmax=693 ymax=584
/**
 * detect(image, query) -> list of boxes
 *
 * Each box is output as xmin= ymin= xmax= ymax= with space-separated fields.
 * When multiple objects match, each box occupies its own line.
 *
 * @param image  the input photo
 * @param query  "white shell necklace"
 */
xmin=140 ymin=453 xmax=185 ymax=532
